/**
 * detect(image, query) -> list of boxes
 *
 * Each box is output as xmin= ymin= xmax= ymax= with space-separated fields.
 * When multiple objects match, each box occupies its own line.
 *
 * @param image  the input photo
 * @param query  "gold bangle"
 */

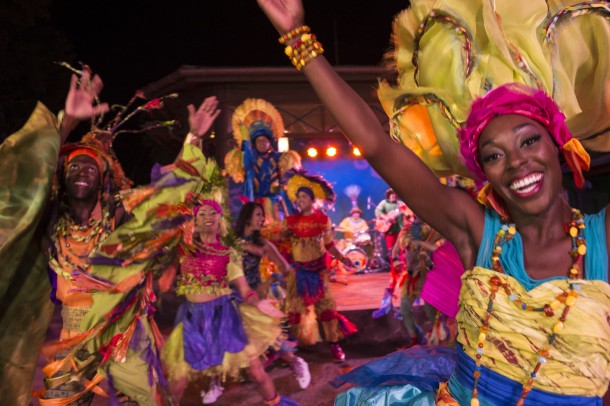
xmin=278 ymin=25 xmax=311 ymax=45
xmin=283 ymin=32 xmax=324 ymax=71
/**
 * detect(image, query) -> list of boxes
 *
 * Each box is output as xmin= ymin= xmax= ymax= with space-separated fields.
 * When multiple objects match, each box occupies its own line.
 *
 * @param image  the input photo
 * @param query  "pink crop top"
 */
xmin=176 ymin=241 xmax=233 ymax=296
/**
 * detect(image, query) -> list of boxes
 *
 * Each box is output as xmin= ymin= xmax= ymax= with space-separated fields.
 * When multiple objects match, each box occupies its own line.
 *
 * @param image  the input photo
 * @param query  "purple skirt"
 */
xmin=176 ymin=295 xmax=248 ymax=371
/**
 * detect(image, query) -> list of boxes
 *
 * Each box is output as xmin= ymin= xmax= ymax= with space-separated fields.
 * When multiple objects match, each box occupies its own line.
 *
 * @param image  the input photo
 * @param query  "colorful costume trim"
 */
xmin=378 ymin=0 xmax=610 ymax=178
xmin=448 ymin=345 xmax=601 ymax=405
xmin=293 ymin=256 xmax=327 ymax=306
xmin=172 ymin=297 xmax=248 ymax=372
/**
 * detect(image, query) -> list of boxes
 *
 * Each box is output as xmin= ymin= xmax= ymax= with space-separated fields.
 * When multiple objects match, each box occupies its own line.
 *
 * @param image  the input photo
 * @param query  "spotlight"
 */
xmin=352 ymin=147 xmax=361 ymax=157
xmin=306 ymin=147 xmax=318 ymax=158
xmin=326 ymin=146 xmax=337 ymax=157
xmin=278 ymin=137 xmax=289 ymax=152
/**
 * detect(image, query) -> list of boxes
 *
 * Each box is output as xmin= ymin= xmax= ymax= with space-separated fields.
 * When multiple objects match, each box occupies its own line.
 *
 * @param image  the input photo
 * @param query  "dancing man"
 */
xmin=39 ymin=68 xmax=222 ymax=405
xmin=282 ymin=171 xmax=358 ymax=361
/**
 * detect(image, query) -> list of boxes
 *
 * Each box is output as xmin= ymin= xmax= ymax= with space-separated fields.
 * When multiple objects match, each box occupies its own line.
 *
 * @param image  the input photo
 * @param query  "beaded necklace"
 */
xmin=470 ymin=208 xmax=586 ymax=406
xmin=50 ymin=208 xmax=113 ymax=279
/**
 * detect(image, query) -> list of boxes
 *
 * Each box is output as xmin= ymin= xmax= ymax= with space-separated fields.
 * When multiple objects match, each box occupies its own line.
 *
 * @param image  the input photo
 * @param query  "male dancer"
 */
xmin=283 ymin=171 xmax=357 ymax=361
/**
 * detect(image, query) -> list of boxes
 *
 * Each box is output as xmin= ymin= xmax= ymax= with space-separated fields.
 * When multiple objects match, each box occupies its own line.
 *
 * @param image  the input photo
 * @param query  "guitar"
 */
xmin=374 ymin=204 xmax=410 ymax=233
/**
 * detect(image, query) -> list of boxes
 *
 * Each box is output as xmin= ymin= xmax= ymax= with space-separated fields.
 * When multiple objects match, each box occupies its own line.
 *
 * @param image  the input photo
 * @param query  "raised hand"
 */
xmin=187 ymin=96 xmax=221 ymax=138
xmin=257 ymin=0 xmax=304 ymax=35
xmin=65 ymin=70 xmax=109 ymax=119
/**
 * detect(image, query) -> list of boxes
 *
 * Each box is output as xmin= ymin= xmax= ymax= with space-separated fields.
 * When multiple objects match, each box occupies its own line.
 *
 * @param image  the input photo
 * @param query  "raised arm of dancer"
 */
xmin=183 ymin=96 xmax=221 ymax=148
xmin=186 ymin=97 xmax=221 ymax=140
xmin=257 ymin=0 xmax=484 ymax=263
xmin=62 ymin=70 xmax=109 ymax=144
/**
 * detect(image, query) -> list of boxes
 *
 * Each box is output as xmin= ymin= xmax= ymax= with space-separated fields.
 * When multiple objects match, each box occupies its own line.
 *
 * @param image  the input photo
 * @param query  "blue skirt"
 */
xmin=176 ymin=295 xmax=248 ymax=371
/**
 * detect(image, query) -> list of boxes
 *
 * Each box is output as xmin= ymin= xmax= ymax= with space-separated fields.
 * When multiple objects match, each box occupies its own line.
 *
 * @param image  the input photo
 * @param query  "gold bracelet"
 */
xmin=283 ymin=33 xmax=324 ymax=71
xmin=278 ymin=25 xmax=311 ymax=45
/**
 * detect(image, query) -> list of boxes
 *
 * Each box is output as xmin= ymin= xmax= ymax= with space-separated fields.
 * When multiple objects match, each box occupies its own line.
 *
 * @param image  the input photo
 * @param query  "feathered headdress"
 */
xmin=57 ymin=62 xmax=180 ymax=194
xmin=286 ymin=169 xmax=335 ymax=204
xmin=144 ymin=155 xmax=236 ymax=249
xmin=231 ymin=98 xmax=285 ymax=148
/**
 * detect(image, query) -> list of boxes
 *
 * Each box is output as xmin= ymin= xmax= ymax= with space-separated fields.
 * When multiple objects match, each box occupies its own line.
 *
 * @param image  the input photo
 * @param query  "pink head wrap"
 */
xmin=458 ymin=83 xmax=590 ymax=189
xmin=193 ymin=200 xmax=223 ymax=216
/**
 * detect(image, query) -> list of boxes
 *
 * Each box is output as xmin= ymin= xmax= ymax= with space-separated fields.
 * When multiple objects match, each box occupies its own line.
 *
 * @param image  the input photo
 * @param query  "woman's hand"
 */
xmin=186 ymin=96 xmax=221 ymax=144
xmin=255 ymin=298 xmax=285 ymax=318
xmin=257 ymin=0 xmax=304 ymax=35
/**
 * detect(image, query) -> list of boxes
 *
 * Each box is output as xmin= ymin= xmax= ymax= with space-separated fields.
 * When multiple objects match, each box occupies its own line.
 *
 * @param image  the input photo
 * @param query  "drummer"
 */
xmin=336 ymin=207 xmax=369 ymax=241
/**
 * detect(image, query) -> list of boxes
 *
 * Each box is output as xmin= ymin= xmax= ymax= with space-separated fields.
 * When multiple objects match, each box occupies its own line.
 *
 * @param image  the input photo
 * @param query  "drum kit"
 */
xmin=334 ymin=229 xmax=389 ymax=275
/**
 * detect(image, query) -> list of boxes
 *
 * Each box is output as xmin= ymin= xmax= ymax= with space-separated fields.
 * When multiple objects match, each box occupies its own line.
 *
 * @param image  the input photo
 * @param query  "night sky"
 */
xmin=49 ymin=0 xmax=408 ymax=103
xmin=14 ymin=1 xmax=406 ymax=183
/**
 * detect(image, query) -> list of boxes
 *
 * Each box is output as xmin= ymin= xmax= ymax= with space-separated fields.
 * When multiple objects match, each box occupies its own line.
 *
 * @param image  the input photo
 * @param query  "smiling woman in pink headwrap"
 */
xmin=256 ymin=1 xmax=610 ymax=404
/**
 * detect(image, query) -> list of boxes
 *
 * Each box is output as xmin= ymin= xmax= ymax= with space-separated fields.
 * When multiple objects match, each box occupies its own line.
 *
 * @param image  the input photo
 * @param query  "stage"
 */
xmin=330 ymin=271 xmax=397 ymax=311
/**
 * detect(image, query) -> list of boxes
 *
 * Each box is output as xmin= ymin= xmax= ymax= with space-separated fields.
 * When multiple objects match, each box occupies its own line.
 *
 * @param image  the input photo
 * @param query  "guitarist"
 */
xmin=374 ymin=189 xmax=406 ymax=292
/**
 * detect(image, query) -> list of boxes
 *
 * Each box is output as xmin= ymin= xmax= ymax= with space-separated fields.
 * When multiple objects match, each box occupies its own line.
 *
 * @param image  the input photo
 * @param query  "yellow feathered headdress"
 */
xmin=231 ymin=98 xmax=285 ymax=148
xmin=286 ymin=169 xmax=335 ymax=204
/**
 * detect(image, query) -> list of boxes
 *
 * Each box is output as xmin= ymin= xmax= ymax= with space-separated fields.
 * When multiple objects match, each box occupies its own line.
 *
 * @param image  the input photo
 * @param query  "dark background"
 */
xmin=1 ymin=0 xmax=407 ymax=139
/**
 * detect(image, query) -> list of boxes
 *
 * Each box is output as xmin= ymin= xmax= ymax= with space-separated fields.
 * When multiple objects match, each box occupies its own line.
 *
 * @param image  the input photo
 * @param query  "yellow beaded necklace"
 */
xmin=50 ymin=208 xmax=113 ymax=279
xmin=470 ymin=208 xmax=586 ymax=406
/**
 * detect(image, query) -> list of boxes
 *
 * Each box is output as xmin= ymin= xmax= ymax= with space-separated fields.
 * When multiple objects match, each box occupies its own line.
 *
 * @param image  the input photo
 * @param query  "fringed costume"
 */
xmin=37 ymin=84 xmax=202 ymax=406
xmin=283 ymin=172 xmax=357 ymax=346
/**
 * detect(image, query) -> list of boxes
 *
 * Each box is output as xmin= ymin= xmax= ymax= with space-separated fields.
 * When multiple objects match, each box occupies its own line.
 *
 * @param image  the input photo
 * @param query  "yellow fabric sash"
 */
xmin=457 ymin=266 xmax=610 ymax=397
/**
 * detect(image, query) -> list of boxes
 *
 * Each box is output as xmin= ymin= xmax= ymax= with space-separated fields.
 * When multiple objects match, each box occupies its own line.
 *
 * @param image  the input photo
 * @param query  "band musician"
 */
xmin=374 ymin=189 xmax=410 ymax=290
xmin=336 ymin=207 xmax=369 ymax=241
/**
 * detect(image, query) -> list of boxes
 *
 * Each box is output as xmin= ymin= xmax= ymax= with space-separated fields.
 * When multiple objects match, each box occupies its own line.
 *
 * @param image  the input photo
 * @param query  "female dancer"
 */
xmin=257 ymin=1 xmax=609 ymax=404
xmin=162 ymin=197 xmax=295 ymax=406
xmin=235 ymin=202 xmax=311 ymax=389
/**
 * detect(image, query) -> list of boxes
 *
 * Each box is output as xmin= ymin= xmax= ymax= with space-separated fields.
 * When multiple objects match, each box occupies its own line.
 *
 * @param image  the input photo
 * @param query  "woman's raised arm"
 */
xmin=256 ymin=0 xmax=484 ymax=261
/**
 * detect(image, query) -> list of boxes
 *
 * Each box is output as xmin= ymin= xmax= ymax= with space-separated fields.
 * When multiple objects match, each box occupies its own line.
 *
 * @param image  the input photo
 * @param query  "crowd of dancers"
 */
xmin=1 ymin=0 xmax=609 ymax=405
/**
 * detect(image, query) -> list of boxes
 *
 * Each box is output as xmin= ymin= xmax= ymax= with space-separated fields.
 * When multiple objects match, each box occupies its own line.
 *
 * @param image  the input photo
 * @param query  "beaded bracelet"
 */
xmin=278 ymin=25 xmax=310 ymax=45
xmin=283 ymin=32 xmax=325 ymax=71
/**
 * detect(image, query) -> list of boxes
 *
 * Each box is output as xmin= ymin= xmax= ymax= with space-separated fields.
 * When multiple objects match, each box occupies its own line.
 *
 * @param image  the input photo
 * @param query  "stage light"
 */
xmin=278 ymin=137 xmax=289 ymax=152
xmin=352 ymin=146 xmax=361 ymax=157
xmin=306 ymin=147 xmax=318 ymax=158
xmin=326 ymin=146 xmax=337 ymax=157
